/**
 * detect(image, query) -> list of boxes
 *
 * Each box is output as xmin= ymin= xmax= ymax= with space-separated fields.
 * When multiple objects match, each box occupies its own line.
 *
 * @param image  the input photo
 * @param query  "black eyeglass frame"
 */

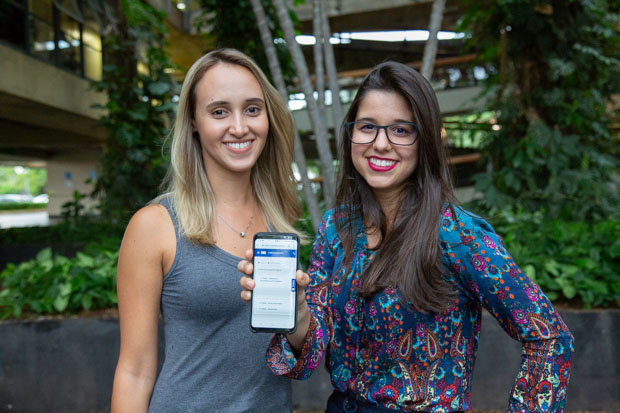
xmin=344 ymin=121 xmax=419 ymax=146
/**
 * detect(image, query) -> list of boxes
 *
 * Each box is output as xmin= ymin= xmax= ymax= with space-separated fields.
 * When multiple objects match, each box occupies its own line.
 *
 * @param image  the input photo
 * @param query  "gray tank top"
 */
xmin=148 ymin=198 xmax=292 ymax=412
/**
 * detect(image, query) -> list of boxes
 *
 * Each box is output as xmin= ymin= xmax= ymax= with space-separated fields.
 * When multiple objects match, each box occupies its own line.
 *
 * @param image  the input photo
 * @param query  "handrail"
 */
xmin=448 ymin=152 xmax=481 ymax=165
xmin=338 ymin=54 xmax=477 ymax=79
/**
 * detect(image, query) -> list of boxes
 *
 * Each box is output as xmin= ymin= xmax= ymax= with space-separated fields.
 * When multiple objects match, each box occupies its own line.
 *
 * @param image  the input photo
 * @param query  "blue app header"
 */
xmin=254 ymin=248 xmax=297 ymax=258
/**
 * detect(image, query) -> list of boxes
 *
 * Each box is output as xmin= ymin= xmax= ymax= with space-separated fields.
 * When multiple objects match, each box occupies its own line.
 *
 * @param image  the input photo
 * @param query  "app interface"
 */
xmin=252 ymin=237 xmax=297 ymax=329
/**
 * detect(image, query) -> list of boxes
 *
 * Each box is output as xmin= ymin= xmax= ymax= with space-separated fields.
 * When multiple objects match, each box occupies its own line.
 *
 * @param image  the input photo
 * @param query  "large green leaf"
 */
xmin=53 ymin=296 xmax=70 ymax=312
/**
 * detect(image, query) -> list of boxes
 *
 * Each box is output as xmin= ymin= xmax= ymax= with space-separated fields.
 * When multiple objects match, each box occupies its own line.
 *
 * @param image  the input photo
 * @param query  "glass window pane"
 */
xmin=54 ymin=0 xmax=83 ymax=22
xmin=84 ymin=44 xmax=102 ymax=80
xmin=59 ymin=12 xmax=80 ymax=40
xmin=29 ymin=0 xmax=53 ymax=23
xmin=57 ymin=30 xmax=82 ymax=73
xmin=82 ymin=26 xmax=102 ymax=80
xmin=82 ymin=25 xmax=101 ymax=52
xmin=0 ymin=1 xmax=27 ymax=49
xmin=82 ymin=0 xmax=105 ymax=32
xmin=29 ymin=16 xmax=55 ymax=62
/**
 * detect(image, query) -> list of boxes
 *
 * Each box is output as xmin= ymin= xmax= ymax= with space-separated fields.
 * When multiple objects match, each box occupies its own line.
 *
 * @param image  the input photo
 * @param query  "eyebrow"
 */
xmin=205 ymin=97 xmax=265 ymax=110
xmin=246 ymin=97 xmax=265 ymax=105
xmin=356 ymin=117 xmax=414 ymax=124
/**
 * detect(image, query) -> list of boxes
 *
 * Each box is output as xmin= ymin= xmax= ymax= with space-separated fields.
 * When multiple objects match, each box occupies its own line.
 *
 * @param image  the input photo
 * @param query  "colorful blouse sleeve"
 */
xmin=266 ymin=211 xmax=336 ymax=379
xmin=442 ymin=208 xmax=574 ymax=412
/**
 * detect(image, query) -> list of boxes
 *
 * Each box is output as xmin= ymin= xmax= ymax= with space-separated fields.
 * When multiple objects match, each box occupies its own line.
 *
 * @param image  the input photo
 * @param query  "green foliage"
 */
xmin=0 ymin=166 xmax=47 ymax=196
xmin=444 ymin=111 xmax=495 ymax=149
xmin=0 ymin=202 xmax=47 ymax=211
xmin=0 ymin=243 xmax=120 ymax=319
xmin=0 ymin=220 xmax=125 ymax=246
xmin=486 ymin=206 xmax=620 ymax=308
xmin=91 ymin=0 xmax=177 ymax=221
xmin=460 ymin=0 xmax=620 ymax=220
xmin=196 ymin=0 xmax=298 ymax=86
xmin=61 ymin=190 xmax=86 ymax=221
xmin=295 ymin=210 xmax=316 ymax=271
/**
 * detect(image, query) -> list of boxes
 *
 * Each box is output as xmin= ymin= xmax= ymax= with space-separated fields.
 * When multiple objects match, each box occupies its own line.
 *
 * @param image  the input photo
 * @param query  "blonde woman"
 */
xmin=111 ymin=49 xmax=302 ymax=412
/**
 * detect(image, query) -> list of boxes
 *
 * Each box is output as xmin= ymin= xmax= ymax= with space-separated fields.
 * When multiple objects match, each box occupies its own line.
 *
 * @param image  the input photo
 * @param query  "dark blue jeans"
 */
xmin=324 ymin=390 xmax=465 ymax=413
xmin=325 ymin=391 xmax=402 ymax=413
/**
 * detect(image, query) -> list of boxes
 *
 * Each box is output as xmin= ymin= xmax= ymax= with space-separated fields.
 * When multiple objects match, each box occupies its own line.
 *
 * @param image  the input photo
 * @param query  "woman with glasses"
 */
xmin=240 ymin=61 xmax=574 ymax=412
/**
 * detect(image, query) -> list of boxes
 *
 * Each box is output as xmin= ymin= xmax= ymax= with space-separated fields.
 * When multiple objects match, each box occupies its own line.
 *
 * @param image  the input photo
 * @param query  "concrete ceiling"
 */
xmin=0 ymin=91 xmax=105 ymax=160
xmin=166 ymin=0 xmax=467 ymax=78
xmin=294 ymin=0 xmax=466 ymax=74
xmin=295 ymin=0 xmax=464 ymax=33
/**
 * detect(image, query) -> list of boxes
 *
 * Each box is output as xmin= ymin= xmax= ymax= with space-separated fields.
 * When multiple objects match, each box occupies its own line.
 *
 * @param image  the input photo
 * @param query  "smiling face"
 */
xmin=192 ymin=62 xmax=269 ymax=179
xmin=350 ymin=90 xmax=419 ymax=201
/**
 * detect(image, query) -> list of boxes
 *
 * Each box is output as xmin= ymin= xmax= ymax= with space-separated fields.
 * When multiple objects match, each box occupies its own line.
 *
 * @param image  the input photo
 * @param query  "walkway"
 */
xmin=0 ymin=210 xmax=49 ymax=229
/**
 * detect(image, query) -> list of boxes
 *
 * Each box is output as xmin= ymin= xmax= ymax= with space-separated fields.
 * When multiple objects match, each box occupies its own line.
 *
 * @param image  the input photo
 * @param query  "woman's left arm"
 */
xmin=443 ymin=210 xmax=574 ymax=411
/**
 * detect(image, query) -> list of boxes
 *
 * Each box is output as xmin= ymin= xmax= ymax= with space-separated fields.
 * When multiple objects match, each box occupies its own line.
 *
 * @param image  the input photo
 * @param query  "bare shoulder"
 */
xmin=120 ymin=204 xmax=176 ymax=273
xmin=128 ymin=203 xmax=171 ymax=231
xmin=125 ymin=204 xmax=173 ymax=239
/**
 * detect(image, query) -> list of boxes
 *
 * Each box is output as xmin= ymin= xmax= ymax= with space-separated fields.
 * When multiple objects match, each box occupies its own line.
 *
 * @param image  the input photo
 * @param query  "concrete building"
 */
xmin=0 ymin=0 xmax=108 ymax=217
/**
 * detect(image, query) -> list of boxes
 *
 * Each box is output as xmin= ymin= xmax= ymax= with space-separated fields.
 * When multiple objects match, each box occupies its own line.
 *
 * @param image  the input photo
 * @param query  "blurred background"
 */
xmin=0 ymin=0 xmax=618 ymax=411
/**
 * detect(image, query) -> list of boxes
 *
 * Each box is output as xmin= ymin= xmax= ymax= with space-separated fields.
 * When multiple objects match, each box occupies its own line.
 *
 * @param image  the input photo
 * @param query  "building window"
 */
xmin=0 ymin=0 xmax=27 ymax=49
xmin=0 ymin=0 xmax=103 ymax=81
xmin=83 ymin=25 xmax=102 ymax=81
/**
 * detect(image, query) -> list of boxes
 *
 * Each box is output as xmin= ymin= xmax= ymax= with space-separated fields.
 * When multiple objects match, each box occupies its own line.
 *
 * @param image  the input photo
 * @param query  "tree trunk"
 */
xmin=272 ymin=0 xmax=337 ymax=207
xmin=249 ymin=0 xmax=322 ymax=230
xmin=312 ymin=0 xmax=327 ymax=126
xmin=420 ymin=0 xmax=446 ymax=81
xmin=320 ymin=2 xmax=343 ymax=158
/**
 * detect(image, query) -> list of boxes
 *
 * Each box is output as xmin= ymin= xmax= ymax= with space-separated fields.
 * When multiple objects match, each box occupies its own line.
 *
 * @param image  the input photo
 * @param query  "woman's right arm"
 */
xmin=111 ymin=205 xmax=174 ymax=413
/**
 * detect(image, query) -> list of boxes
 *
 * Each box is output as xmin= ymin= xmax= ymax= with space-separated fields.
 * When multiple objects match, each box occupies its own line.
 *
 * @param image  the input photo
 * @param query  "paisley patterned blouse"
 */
xmin=266 ymin=206 xmax=574 ymax=412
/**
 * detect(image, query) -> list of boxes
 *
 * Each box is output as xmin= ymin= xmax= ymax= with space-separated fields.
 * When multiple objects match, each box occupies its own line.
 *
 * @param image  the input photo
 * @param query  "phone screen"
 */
xmin=251 ymin=234 xmax=298 ymax=332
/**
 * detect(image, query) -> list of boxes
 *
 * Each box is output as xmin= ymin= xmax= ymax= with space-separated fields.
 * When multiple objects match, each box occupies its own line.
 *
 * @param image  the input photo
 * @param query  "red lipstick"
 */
xmin=367 ymin=156 xmax=397 ymax=172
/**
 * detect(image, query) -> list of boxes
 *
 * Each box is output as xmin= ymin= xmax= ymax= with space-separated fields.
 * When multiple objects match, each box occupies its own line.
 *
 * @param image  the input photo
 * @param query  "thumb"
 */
xmin=296 ymin=270 xmax=310 ymax=289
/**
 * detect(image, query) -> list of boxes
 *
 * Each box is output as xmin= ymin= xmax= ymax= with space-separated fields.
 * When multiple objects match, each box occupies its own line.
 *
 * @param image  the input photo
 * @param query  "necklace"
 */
xmin=217 ymin=200 xmax=255 ymax=238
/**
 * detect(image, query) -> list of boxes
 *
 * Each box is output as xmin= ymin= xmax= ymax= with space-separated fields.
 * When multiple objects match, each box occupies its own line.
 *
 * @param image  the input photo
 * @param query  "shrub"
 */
xmin=461 ymin=1 xmax=620 ymax=221
xmin=0 ymin=241 xmax=120 ymax=319
xmin=0 ymin=202 xmax=47 ymax=211
xmin=0 ymin=219 xmax=125 ymax=246
xmin=487 ymin=207 xmax=620 ymax=308
xmin=295 ymin=213 xmax=315 ymax=271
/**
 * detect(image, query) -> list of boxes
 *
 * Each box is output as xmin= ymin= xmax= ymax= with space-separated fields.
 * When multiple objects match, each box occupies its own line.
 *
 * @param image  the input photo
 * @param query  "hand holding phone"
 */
xmin=249 ymin=232 xmax=299 ymax=333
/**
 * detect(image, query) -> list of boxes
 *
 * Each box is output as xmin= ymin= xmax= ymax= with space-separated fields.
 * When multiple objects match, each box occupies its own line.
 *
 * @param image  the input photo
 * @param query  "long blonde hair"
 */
xmin=162 ymin=48 xmax=301 ymax=244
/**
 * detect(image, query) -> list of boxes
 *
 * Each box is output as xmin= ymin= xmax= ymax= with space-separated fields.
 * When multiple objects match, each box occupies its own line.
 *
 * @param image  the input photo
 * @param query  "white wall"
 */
xmin=46 ymin=155 xmax=100 ymax=218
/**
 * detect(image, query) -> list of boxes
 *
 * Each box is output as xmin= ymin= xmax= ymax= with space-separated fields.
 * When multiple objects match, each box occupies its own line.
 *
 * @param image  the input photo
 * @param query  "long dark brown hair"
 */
xmin=336 ymin=61 xmax=457 ymax=313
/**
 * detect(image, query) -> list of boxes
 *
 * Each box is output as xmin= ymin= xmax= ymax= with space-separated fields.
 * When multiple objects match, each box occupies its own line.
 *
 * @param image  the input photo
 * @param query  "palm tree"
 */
xmin=312 ymin=0 xmax=328 ymax=129
xmin=249 ymin=0 xmax=322 ymax=230
xmin=421 ymin=0 xmax=446 ymax=81
xmin=272 ymin=0 xmax=337 ymax=207
xmin=320 ymin=1 xmax=343 ymax=158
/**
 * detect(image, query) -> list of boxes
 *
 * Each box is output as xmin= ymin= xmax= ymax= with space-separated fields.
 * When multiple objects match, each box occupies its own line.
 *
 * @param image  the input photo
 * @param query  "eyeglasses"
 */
xmin=344 ymin=121 xmax=419 ymax=146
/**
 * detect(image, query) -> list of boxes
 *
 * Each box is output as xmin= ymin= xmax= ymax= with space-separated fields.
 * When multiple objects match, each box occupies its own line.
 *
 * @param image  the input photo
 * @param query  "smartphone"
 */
xmin=250 ymin=232 xmax=299 ymax=333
